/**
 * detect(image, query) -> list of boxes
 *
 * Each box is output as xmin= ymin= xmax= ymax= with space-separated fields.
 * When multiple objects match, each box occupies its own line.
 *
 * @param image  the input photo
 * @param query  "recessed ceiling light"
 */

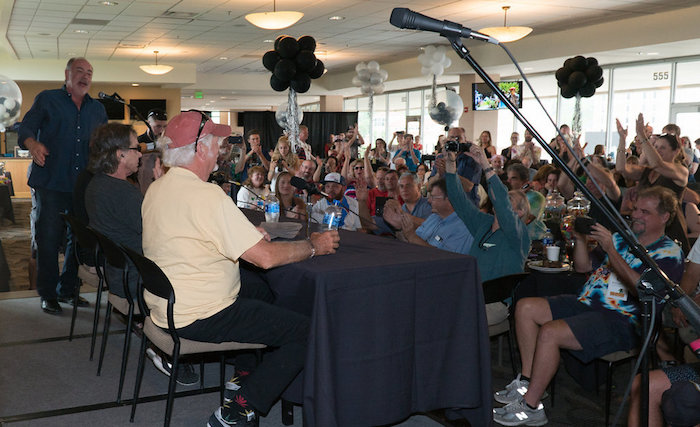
xmin=219 ymin=56 xmax=228 ymax=60
xmin=74 ymin=29 xmax=88 ymax=34
xmin=100 ymin=1 xmax=118 ymax=5
xmin=263 ymin=39 xmax=274 ymax=43
xmin=131 ymin=83 xmax=140 ymax=86
xmin=67 ymin=52 xmax=77 ymax=56
xmin=329 ymin=16 xmax=344 ymax=21
xmin=647 ymin=52 xmax=659 ymax=56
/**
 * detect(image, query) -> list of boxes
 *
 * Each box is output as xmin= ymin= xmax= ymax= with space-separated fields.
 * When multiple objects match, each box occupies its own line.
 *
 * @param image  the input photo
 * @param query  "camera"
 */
xmin=574 ymin=215 xmax=597 ymax=234
xmin=445 ymin=139 xmax=472 ymax=153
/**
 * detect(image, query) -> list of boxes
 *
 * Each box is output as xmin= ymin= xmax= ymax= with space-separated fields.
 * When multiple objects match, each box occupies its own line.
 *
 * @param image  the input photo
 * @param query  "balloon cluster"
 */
xmin=352 ymin=61 xmax=388 ymax=95
xmin=429 ymin=90 xmax=463 ymax=127
xmin=263 ymin=35 xmax=325 ymax=94
xmin=555 ymin=56 xmax=604 ymax=99
xmin=0 ymin=75 xmax=22 ymax=132
xmin=418 ymin=45 xmax=451 ymax=77
xmin=275 ymin=102 xmax=303 ymax=129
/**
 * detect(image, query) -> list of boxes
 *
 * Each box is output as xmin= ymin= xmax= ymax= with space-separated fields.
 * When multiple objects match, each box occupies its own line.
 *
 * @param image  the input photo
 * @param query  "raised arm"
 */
xmin=635 ymin=113 xmax=687 ymax=186
xmin=615 ymin=118 xmax=645 ymax=181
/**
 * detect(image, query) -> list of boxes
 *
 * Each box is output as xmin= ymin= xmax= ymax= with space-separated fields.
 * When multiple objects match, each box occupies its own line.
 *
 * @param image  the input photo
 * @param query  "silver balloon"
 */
xmin=0 ymin=75 xmax=22 ymax=132
xmin=275 ymin=102 xmax=303 ymax=129
xmin=429 ymin=89 xmax=464 ymax=126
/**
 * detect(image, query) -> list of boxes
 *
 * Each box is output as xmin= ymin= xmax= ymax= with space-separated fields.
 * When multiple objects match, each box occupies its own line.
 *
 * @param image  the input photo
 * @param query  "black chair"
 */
xmin=90 ymin=228 xmax=139 ymax=404
xmin=59 ymin=213 xmax=104 ymax=359
xmin=121 ymin=245 xmax=266 ymax=427
xmin=482 ymin=272 xmax=529 ymax=378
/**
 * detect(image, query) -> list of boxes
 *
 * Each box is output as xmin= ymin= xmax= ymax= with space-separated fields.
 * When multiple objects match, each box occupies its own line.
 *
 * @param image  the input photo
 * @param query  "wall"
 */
xmin=17 ymin=82 xmax=181 ymax=136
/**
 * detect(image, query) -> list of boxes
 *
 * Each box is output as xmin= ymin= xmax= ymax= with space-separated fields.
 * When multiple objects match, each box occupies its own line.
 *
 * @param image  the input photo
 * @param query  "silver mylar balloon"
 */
xmin=429 ymin=89 xmax=464 ymax=126
xmin=0 ymin=75 xmax=22 ymax=132
xmin=275 ymin=102 xmax=303 ymax=129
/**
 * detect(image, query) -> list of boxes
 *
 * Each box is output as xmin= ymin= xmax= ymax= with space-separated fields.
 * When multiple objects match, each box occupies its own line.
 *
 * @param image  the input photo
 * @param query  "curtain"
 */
xmin=242 ymin=111 xmax=358 ymax=158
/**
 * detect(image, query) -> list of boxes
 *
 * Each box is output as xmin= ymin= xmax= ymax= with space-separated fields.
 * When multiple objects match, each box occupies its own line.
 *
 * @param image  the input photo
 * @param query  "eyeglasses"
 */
xmin=128 ymin=146 xmax=142 ymax=153
xmin=354 ymin=166 xmax=364 ymax=170
xmin=187 ymin=109 xmax=209 ymax=153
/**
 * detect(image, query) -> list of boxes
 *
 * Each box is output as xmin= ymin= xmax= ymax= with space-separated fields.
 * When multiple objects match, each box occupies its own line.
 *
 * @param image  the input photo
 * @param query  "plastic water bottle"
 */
xmin=255 ymin=196 xmax=265 ymax=211
xmin=322 ymin=200 xmax=342 ymax=231
xmin=542 ymin=228 xmax=554 ymax=247
xmin=265 ymin=193 xmax=280 ymax=222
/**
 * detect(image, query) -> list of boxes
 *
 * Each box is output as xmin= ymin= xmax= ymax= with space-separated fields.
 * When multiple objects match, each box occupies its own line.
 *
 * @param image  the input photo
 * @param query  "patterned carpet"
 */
xmin=1 ymin=198 xmax=32 ymax=292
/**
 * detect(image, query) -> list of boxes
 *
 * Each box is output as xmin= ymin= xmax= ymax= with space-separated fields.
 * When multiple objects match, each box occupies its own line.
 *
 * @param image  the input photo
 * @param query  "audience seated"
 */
xmin=311 ymin=172 xmax=362 ymax=231
xmin=276 ymin=171 xmax=307 ymax=220
xmin=428 ymin=127 xmax=483 ymax=206
xmin=494 ymin=186 xmax=684 ymax=426
xmin=236 ymin=165 xmax=269 ymax=211
xmin=234 ymin=129 xmax=270 ymax=183
xmin=268 ymin=136 xmax=300 ymax=182
xmin=507 ymin=163 xmax=545 ymax=219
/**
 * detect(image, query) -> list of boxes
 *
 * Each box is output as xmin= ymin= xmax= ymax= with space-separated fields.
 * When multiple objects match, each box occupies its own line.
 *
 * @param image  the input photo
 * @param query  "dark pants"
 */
xmin=35 ymin=188 xmax=78 ymax=300
xmin=178 ymin=279 xmax=309 ymax=415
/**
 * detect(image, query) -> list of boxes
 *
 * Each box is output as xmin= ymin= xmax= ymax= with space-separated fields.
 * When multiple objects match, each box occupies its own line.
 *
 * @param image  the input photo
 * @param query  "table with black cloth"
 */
xmin=254 ymin=225 xmax=492 ymax=427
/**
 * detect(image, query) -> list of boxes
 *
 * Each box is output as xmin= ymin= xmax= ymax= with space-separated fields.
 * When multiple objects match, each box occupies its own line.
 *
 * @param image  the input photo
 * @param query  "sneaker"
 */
xmin=207 ymin=405 xmax=258 ymax=427
xmin=493 ymin=398 xmax=548 ymax=426
xmin=494 ymin=375 xmax=548 ymax=404
xmin=146 ymin=348 xmax=199 ymax=386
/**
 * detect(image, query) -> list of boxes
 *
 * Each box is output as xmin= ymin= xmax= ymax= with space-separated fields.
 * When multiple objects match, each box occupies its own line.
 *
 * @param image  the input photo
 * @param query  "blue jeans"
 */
xmin=34 ymin=188 xmax=78 ymax=299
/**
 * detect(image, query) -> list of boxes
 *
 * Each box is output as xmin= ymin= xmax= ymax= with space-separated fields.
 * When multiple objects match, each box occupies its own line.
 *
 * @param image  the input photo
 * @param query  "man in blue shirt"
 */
xmin=19 ymin=57 xmax=108 ymax=314
xmin=392 ymin=177 xmax=473 ymax=255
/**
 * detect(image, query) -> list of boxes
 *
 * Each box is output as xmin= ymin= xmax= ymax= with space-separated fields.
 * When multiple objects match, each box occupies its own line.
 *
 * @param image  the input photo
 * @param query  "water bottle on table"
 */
xmin=265 ymin=193 xmax=280 ymax=222
xmin=322 ymin=200 xmax=342 ymax=231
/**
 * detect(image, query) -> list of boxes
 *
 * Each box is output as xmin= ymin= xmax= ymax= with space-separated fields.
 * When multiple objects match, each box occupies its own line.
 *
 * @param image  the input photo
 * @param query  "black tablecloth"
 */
xmin=261 ymin=229 xmax=492 ymax=427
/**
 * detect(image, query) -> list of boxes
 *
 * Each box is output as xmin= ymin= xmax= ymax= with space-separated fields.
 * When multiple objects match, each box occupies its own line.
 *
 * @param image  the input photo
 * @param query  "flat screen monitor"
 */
xmin=97 ymin=98 xmax=126 ymax=120
xmin=472 ymin=81 xmax=523 ymax=111
xmin=129 ymin=99 xmax=166 ymax=120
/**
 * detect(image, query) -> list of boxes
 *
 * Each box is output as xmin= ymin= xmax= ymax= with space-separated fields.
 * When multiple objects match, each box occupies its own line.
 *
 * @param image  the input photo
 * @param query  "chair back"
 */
xmin=482 ymin=272 xmax=529 ymax=304
xmin=60 ymin=213 xmax=97 ymax=266
xmin=90 ymin=228 xmax=127 ymax=270
xmin=121 ymin=245 xmax=178 ymax=332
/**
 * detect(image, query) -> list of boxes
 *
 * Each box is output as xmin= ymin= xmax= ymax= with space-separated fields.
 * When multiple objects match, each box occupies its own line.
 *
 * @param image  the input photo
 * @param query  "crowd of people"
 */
xmin=17 ymin=56 xmax=700 ymax=427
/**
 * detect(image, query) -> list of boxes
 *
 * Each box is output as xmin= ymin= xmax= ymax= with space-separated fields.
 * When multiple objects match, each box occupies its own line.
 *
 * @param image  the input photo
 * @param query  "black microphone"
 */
xmin=290 ymin=176 xmax=327 ymax=197
xmin=390 ymin=8 xmax=499 ymax=45
xmin=98 ymin=92 xmax=125 ymax=103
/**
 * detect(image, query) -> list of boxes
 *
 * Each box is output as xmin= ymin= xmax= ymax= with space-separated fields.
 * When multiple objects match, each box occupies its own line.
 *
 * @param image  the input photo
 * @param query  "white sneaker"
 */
xmin=146 ymin=348 xmax=199 ymax=386
xmin=493 ymin=398 xmax=548 ymax=426
xmin=494 ymin=374 xmax=548 ymax=404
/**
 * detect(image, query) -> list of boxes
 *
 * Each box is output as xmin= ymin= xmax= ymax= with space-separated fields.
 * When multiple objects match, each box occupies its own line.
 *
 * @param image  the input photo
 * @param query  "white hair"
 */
xmin=159 ymin=134 xmax=217 ymax=168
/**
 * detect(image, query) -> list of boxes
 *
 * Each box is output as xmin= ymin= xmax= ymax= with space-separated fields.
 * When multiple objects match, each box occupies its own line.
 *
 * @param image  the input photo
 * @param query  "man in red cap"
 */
xmin=142 ymin=111 xmax=340 ymax=426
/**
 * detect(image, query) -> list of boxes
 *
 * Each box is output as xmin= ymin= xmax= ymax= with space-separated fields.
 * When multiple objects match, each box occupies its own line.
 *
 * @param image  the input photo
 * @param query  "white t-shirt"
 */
xmin=311 ymin=197 xmax=361 ymax=231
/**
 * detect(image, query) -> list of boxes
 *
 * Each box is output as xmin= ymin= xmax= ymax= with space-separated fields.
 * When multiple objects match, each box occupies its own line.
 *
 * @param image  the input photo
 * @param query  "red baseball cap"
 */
xmin=163 ymin=111 xmax=231 ymax=149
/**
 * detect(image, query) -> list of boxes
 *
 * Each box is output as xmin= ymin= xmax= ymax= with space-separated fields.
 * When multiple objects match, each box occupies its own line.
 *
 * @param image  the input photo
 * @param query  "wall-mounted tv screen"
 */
xmin=472 ymin=81 xmax=523 ymax=111
xmin=129 ymin=99 xmax=167 ymax=120
xmin=97 ymin=98 xmax=126 ymax=120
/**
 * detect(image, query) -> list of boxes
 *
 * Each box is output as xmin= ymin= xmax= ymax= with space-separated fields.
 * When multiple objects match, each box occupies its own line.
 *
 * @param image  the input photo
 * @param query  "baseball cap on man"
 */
xmin=323 ymin=172 xmax=345 ymax=186
xmin=163 ymin=111 xmax=231 ymax=149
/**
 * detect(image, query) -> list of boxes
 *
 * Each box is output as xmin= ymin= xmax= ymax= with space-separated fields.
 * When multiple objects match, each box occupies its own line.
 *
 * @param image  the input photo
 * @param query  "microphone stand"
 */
xmin=107 ymin=92 xmax=154 ymax=140
xmin=442 ymin=34 xmax=700 ymax=427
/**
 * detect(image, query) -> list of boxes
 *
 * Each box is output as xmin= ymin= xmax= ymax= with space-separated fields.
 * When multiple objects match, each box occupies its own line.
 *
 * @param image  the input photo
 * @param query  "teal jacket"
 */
xmin=446 ymin=172 xmax=531 ymax=282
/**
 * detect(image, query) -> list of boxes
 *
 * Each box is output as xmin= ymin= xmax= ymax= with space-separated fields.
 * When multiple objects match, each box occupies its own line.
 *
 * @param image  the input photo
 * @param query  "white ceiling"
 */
xmin=3 ymin=0 xmax=700 ymax=111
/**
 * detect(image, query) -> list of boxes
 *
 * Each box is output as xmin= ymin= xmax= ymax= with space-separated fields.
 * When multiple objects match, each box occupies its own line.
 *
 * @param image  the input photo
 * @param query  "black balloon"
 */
xmin=561 ymin=85 xmax=577 ymax=99
xmin=295 ymin=50 xmax=317 ymax=73
xmin=586 ymin=57 xmax=598 ymax=67
xmin=291 ymin=74 xmax=312 ymax=93
xmin=568 ymin=71 xmax=587 ymax=89
xmin=274 ymin=59 xmax=297 ymax=81
xmin=297 ymin=35 xmax=316 ymax=52
xmin=570 ymin=56 xmax=587 ymax=72
xmin=585 ymin=65 xmax=603 ymax=82
xmin=594 ymin=77 xmax=605 ymax=88
xmin=270 ymin=75 xmax=290 ymax=92
xmin=276 ymin=36 xmax=299 ymax=59
xmin=555 ymin=67 xmax=570 ymax=83
xmin=309 ymin=60 xmax=325 ymax=79
xmin=579 ymin=82 xmax=596 ymax=98
xmin=274 ymin=35 xmax=288 ymax=51
xmin=262 ymin=50 xmax=281 ymax=72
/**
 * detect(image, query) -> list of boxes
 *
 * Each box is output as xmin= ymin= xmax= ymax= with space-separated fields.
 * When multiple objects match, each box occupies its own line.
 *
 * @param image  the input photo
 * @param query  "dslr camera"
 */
xmin=574 ymin=215 xmax=597 ymax=234
xmin=445 ymin=139 xmax=472 ymax=153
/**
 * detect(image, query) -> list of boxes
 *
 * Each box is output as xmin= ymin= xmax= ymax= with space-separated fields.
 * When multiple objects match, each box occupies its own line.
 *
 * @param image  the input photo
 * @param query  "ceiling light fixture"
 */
xmin=139 ymin=50 xmax=173 ymax=75
xmin=245 ymin=0 xmax=303 ymax=30
xmin=329 ymin=16 xmax=344 ymax=21
xmin=478 ymin=6 xmax=532 ymax=43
